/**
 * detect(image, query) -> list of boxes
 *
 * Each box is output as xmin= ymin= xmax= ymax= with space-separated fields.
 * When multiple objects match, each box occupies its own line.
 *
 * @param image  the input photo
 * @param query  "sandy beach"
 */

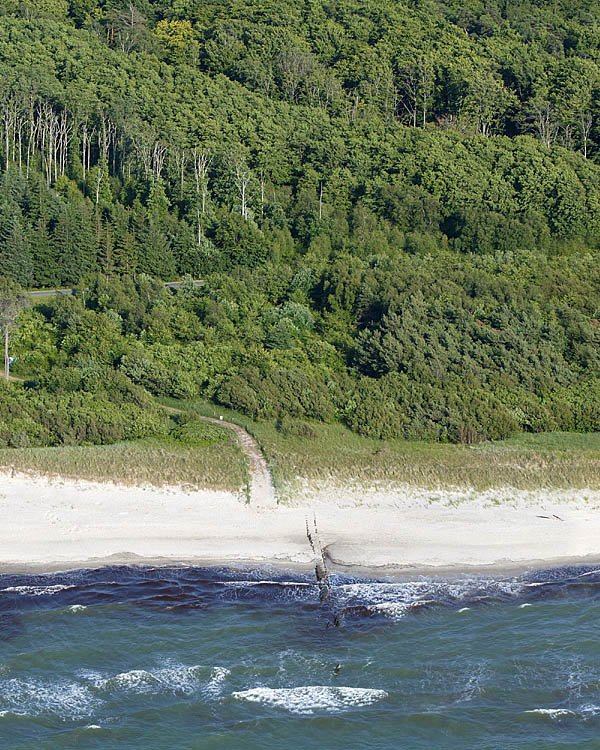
xmin=1 ymin=470 xmax=599 ymax=574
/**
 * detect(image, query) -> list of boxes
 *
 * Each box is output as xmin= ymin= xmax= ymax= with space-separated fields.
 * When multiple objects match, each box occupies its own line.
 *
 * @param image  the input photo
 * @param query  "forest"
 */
xmin=0 ymin=0 xmax=599 ymax=446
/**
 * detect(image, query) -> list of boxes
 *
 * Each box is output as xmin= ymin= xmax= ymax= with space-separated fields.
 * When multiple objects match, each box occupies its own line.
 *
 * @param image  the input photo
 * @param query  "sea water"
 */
xmin=0 ymin=564 xmax=599 ymax=749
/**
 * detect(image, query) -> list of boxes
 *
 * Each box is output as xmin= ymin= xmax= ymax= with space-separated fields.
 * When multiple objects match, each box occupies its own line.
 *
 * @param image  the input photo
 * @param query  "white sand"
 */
xmin=1 ymin=471 xmax=600 ymax=573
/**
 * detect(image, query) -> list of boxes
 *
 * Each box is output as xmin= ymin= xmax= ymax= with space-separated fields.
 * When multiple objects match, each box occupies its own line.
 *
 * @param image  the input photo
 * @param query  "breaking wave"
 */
xmin=232 ymin=685 xmax=388 ymax=714
xmin=1 ymin=563 xmax=600 ymax=625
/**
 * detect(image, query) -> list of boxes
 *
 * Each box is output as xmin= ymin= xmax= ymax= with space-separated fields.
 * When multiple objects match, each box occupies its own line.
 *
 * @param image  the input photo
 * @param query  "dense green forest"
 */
xmin=1 ymin=0 xmax=600 ymax=446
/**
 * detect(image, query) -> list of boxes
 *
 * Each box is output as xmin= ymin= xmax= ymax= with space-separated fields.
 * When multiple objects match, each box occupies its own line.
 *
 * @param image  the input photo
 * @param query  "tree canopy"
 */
xmin=0 ymin=0 xmax=600 ymax=444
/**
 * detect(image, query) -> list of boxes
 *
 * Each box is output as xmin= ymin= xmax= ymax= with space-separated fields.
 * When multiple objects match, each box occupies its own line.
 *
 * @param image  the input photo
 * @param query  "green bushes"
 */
xmin=0 ymin=379 xmax=169 ymax=448
xmin=216 ymin=366 xmax=335 ymax=422
xmin=4 ymin=244 xmax=600 ymax=449
xmin=342 ymin=375 xmax=519 ymax=443
xmin=119 ymin=347 xmax=202 ymax=399
xmin=276 ymin=415 xmax=318 ymax=440
xmin=171 ymin=417 xmax=229 ymax=446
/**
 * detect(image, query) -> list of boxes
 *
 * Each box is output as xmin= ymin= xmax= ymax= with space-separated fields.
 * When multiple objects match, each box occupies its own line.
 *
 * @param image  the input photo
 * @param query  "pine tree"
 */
xmin=53 ymin=202 xmax=97 ymax=285
xmin=0 ymin=204 xmax=33 ymax=287
xmin=147 ymin=179 xmax=170 ymax=225
xmin=113 ymin=231 xmax=138 ymax=275
xmin=30 ymin=216 xmax=58 ymax=287
xmin=137 ymin=220 xmax=176 ymax=279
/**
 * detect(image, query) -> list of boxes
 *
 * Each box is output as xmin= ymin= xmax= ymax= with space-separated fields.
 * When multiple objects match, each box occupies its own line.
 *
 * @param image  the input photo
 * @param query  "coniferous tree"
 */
xmin=0 ymin=204 xmax=33 ymax=287
xmin=137 ymin=220 xmax=175 ymax=279
xmin=53 ymin=202 xmax=97 ymax=284
xmin=30 ymin=216 xmax=58 ymax=287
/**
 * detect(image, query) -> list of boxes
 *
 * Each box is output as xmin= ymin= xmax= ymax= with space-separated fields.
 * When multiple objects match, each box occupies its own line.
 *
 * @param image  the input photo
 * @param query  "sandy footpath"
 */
xmin=1 ymin=471 xmax=600 ymax=574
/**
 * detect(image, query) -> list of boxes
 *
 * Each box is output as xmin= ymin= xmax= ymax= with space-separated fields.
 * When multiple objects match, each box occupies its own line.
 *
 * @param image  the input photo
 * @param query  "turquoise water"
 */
xmin=0 ymin=565 xmax=599 ymax=749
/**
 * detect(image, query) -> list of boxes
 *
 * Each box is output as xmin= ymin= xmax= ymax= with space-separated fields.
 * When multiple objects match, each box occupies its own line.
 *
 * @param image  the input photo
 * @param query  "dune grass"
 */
xmin=161 ymin=398 xmax=600 ymax=492
xmin=259 ymin=424 xmax=600 ymax=492
xmin=0 ymin=436 xmax=248 ymax=492
xmin=3 ymin=395 xmax=597 ymax=493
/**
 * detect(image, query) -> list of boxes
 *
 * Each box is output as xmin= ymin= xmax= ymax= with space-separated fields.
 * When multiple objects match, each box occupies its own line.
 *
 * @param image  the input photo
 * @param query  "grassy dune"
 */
xmin=0 ymin=437 xmax=248 ymax=492
xmin=2 ymin=396 xmax=598 ymax=493
xmin=258 ymin=425 xmax=600 ymax=492
xmin=162 ymin=399 xmax=600 ymax=493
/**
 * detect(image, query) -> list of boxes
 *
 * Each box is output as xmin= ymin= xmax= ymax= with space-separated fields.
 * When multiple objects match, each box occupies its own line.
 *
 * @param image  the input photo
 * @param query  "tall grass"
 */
xmin=0 ymin=436 xmax=247 ymax=491
xmin=5 ymin=395 xmax=598 ymax=493
xmin=160 ymin=399 xmax=600 ymax=493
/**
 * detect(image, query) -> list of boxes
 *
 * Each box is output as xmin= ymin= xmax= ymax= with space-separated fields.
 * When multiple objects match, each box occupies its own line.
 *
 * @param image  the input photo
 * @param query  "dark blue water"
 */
xmin=0 ymin=564 xmax=599 ymax=749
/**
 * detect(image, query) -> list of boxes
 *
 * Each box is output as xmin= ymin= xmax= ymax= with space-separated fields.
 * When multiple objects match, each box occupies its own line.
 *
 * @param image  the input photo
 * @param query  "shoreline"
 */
xmin=1 ymin=471 xmax=600 ymax=577
xmin=3 ymin=553 xmax=600 ymax=580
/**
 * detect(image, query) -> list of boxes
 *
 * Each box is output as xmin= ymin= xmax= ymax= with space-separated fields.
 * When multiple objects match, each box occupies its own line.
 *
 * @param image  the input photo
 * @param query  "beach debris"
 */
xmin=536 ymin=514 xmax=565 ymax=521
xmin=305 ymin=516 xmax=350 ymax=632
xmin=306 ymin=515 xmax=331 ymax=603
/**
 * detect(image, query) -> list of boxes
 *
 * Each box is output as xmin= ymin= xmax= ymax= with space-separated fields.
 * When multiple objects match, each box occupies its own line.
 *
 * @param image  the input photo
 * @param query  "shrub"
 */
xmin=171 ymin=418 xmax=229 ymax=446
xmin=277 ymin=415 xmax=318 ymax=440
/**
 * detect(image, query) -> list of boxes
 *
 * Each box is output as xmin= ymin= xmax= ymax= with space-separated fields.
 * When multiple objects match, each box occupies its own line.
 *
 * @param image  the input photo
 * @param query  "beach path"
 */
xmin=162 ymin=406 xmax=276 ymax=508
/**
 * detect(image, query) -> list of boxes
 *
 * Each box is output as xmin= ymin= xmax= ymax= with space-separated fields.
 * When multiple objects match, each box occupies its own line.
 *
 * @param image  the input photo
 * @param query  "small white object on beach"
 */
xmin=220 ymin=416 xmax=223 ymax=420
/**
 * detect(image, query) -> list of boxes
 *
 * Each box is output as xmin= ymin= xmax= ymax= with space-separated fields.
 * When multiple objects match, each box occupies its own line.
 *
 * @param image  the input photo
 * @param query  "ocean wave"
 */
xmin=205 ymin=667 xmax=231 ymax=695
xmin=90 ymin=664 xmax=229 ymax=697
xmin=91 ymin=665 xmax=207 ymax=696
xmin=0 ymin=563 xmax=599 ymax=627
xmin=221 ymin=580 xmax=312 ymax=588
xmin=524 ymin=708 xmax=575 ymax=719
xmin=329 ymin=577 xmax=529 ymax=621
xmin=579 ymin=703 xmax=600 ymax=718
xmin=0 ymin=678 xmax=100 ymax=719
xmin=232 ymin=686 xmax=387 ymax=714
xmin=524 ymin=704 xmax=600 ymax=721
xmin=359 ymin=599 xmax=439 ymax=619
xmin=1 ymin=584 xmax=76 ymax=596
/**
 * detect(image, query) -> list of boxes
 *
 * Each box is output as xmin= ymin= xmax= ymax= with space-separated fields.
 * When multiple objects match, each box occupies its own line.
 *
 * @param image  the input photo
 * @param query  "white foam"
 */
xmin=85 ymin=724 xmax=102 ymax=730
xmin=519 ymin=603 xmax=532 ymax=608
xmin=69 ymin=605 xmax=87 ymax=612
xmin=232 ymin=686 xmax=387 ymax=714
xmin=575 ymin=569 xmax=600 ymax=578
xmin=459 ymin=665 xmax=487 ymax=702
xmin=92 ymin=665 xmax=206 ymax=696
xmin=579 ymin=703 xmax=600 ymax=718
xmin=368 ymin=602 xmax=411 ymax=619
xmin=0 ymin=678 xmax=99 ymax=719
xmin=223 ymin=580 xmax=311 ymax=588
xmin=205 ymin=667 xmax=230 ymax=695
xmin=1 ymin=584 xmax=76 ymax=596
xmin=332 ymin=578 xmax=525 ymax=616
xmin=524 ymin=708 xmax=575 ymax=718
xmin=458 ymin=607 xmax=470 ymax=613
